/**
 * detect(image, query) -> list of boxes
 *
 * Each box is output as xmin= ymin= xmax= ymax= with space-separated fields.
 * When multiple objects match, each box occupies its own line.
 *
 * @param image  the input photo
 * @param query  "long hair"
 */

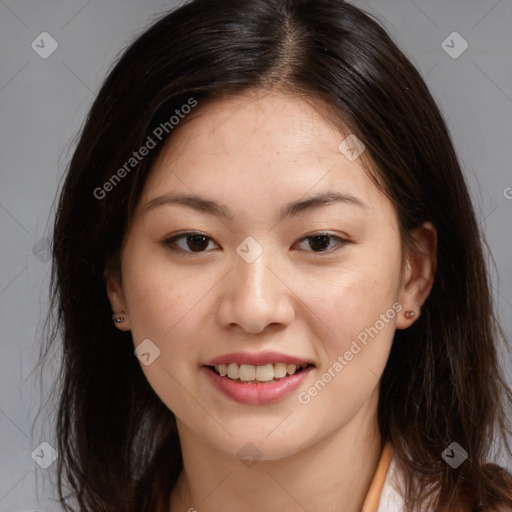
xmin=41 ymin=0 xmax=512 ymax=510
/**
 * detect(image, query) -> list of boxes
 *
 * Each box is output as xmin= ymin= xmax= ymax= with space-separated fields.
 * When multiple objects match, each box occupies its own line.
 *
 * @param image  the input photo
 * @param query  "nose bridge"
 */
xmin=218 ymin=236 xmax=294 ymax=332
xmin=234 ymin=235 xmax=274 ymax=287
xmin=239 ymin=246 xmax=272 ymax=296
xmin=235 ymin=236 xmax=279 ymax=302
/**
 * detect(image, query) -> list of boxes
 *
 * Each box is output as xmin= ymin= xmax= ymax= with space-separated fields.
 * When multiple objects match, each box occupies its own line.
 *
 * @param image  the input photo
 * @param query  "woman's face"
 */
xmin=107 ymin=89 xmax=434 ymax=460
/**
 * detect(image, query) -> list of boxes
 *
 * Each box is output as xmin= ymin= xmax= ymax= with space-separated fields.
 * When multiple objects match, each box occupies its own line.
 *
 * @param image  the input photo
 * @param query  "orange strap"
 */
xmin=361 ymin=441 xmax=394 ymax=512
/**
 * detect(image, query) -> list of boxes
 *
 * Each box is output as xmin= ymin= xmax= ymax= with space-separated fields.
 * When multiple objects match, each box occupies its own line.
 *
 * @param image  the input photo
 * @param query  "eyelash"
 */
xmin=162 ymin=231 xmax=351 ymax=256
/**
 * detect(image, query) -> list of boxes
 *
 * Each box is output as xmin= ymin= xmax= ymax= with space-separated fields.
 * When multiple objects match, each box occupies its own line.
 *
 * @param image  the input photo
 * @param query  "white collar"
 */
xmin=376 ymin=454 xmax=405 ymax=512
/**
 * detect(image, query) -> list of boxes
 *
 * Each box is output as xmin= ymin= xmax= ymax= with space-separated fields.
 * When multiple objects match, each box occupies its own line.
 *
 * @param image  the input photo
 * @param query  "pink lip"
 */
xmin=203 ymin=351 xmax=313 ymax=367
xmin=202 ymin=365 xmax=314 ymax=405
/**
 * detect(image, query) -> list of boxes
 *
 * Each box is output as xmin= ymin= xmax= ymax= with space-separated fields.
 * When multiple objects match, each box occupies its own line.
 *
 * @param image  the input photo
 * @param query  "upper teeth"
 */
xmin=214 ymin=363 xmax=308 ymax=382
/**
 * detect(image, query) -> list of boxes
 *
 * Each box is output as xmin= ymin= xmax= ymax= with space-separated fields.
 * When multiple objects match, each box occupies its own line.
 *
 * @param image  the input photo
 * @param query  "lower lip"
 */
xmin=202 ymin=365 xmax=314 ymax=405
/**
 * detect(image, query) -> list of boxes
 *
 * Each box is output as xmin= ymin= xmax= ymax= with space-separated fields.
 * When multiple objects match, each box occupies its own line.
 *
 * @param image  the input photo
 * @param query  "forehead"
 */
xmin=137 ymin=90 xmax=392 ymax=220
xmin=157 ymin=90 xmax=345 ymax=159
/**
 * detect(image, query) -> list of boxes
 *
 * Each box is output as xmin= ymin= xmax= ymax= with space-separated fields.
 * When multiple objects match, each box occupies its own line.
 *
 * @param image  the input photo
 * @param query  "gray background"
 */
xmin=0 ymin=0 xmax=511 ymax=510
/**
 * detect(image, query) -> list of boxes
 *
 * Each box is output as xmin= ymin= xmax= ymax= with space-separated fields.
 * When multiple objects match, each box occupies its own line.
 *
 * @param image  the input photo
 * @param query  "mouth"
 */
xmin=205 ymin=362 xmax=314 ymax=384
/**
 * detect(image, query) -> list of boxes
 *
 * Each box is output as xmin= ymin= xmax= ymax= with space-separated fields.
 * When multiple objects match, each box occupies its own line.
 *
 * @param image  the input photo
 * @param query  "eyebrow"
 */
xmin=144 ymin=190 xmax=367 ymax=221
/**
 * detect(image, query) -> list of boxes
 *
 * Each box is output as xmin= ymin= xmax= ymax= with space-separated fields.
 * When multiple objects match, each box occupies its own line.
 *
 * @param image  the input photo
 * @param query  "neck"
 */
xmin=169 ymin=392 xmax=383 ymax=512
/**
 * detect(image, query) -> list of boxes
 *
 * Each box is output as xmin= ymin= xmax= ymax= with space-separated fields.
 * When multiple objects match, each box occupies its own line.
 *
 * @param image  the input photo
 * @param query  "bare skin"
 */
xmin=106 ymin=89 xmax=437 ymax=512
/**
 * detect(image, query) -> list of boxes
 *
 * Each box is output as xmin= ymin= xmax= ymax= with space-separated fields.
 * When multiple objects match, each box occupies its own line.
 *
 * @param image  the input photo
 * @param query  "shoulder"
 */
xmin=378 ymin=456 xmax=512 ymax=512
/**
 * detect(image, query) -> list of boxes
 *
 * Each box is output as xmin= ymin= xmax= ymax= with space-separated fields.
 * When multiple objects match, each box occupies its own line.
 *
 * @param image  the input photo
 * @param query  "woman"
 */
xmin=42 ymin=0 xmax=512 ymax=510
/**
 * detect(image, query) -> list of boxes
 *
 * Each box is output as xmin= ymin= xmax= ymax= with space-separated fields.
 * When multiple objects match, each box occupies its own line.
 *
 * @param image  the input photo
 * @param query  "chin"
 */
xmin=214 ymin=426 xmax=318 ymax=461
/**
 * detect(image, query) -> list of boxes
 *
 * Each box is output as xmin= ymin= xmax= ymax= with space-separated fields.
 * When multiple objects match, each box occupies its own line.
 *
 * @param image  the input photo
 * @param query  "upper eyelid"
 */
xmin=164 ymin=231 xmax=349 ymax=253
xmin=164 ymin=232 xmax=218 ymax=249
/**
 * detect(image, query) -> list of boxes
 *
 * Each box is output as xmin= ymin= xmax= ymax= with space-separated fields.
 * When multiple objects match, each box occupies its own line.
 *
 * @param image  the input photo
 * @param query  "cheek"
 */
xmin=309 ymin=246 xmax=402 ymax=351
xmin=121 ymin=245 xmax=227 ymax=390
xmin=122 ymin=244 xmax=209 ymax=339
xmin=121 ymin=249 xmax=217 ymax=416
xmin=296 ymin=266 xmax=399 ymax=426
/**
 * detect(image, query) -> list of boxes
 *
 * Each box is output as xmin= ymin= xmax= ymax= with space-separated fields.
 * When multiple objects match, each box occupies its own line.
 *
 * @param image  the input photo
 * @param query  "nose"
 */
xmin=216 ymin=245 xmax=295 ymax=334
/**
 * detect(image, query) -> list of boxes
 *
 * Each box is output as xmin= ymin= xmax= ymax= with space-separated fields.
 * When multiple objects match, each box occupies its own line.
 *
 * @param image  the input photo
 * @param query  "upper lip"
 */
xmin=203 ymin=351 xmax=315 ymax=367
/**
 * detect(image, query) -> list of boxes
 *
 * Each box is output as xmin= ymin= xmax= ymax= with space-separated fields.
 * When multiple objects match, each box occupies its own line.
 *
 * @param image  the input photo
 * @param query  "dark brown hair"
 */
xmin=41 ymin=0 xmax=512 ymax=510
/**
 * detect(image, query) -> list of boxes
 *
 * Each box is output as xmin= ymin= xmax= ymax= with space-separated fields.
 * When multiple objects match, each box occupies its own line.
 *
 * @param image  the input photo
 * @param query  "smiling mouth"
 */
xmin=206 ymin=363 xmax=313 ymax=383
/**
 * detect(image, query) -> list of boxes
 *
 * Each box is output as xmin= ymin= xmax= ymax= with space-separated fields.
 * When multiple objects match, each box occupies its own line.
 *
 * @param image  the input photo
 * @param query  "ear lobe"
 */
xmin=396 ymin=221 xmax=437 ymax=330
xmin=105 ymin=274 xmax=131 ymax=330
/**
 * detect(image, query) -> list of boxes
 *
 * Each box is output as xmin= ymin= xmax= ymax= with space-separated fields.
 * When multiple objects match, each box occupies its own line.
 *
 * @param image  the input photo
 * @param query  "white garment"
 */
xmin=376 ymin=455 xmax=405 ymax=512
xmin=376 ymin=456 xmax=441 ymax=512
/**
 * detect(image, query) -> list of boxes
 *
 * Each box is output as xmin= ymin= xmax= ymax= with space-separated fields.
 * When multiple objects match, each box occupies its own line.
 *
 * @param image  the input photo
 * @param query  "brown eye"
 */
xmin=163 ymin=232 xmax=219 ymax=253
xmin=295 ymin=233 xmax=350 ymax=253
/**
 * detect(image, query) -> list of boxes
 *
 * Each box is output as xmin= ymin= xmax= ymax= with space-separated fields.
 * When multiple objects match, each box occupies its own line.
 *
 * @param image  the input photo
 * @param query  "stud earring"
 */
xmin=112 ymin=313 xmax=125 ymax=324
xmin=404 ymin=310 xmax=415 ymax=319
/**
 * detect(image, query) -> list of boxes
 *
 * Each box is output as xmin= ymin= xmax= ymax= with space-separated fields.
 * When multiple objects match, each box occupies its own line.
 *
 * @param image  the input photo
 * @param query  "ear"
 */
xmin=105 ymin=271 xmax=131 ymax=331
xmin=395 ymin=221 xmax=437 ymax=330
